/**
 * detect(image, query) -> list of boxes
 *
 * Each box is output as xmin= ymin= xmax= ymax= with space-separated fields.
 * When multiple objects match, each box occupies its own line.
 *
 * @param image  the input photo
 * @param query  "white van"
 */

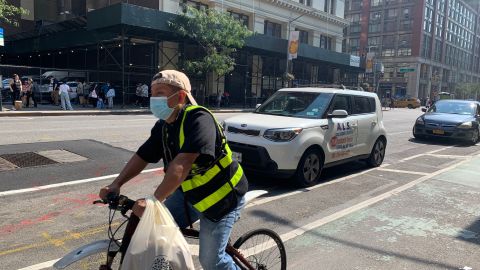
xmin=223 ymin=87 xmax=387 ymax=187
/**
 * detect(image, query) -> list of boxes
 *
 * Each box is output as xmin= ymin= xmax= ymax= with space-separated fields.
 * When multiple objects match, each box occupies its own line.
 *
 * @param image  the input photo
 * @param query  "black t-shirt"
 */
xmin=137 ymin=107 xmax=219 ymax=171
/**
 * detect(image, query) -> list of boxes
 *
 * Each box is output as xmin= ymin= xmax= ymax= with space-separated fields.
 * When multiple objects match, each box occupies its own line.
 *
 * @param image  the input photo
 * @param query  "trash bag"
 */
xmin=121 ymin=197 xmax=195 ymax=270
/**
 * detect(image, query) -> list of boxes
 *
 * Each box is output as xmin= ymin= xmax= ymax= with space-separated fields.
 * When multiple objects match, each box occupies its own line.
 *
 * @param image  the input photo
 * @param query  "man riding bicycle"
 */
xmin=99 ymin=70 xmax=248 ymax=270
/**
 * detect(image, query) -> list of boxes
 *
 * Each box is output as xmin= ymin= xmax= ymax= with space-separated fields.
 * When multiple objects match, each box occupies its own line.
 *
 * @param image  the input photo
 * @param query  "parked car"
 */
xmin=223 ymin=87 xmax=387 ymax=187
xmin=394 ymin=97 xmax=421 ymax=109
xmin=413 ymin=99 xmax=480 ymax=145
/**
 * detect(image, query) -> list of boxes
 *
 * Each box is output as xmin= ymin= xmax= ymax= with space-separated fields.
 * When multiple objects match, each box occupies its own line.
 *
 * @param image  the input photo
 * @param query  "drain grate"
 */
xmin=0 ymin=152 xmax=58 ymax=168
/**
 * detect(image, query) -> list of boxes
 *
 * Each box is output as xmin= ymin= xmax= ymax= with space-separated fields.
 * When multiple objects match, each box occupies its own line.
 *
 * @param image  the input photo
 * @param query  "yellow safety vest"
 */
xmin=173 ymin=105 xmax=247 ymax=221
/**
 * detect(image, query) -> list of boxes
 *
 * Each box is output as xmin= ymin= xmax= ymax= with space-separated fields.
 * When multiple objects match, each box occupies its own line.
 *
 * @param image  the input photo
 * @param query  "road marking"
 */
xmin=0 ymin=168 xmax=163 ymax=197
xmin=376 ymin=168 xmax=430 ymax=176
xmin=399 ymin=146 xmax=452 ymax=162
xmin=427 ymin=154 xmax=470 ymax=159
xmin=388 ymin=131 xmax=411 ymax=135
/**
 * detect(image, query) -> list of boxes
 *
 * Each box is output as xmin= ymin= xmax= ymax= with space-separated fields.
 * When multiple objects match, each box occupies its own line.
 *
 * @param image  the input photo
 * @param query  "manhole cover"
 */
xmin=0 ymin=152 xmax=58 ymax=168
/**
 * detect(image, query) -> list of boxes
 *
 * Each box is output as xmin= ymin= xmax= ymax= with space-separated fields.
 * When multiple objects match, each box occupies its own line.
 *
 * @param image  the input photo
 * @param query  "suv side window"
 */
xmin=353 ymin=96 xmax=375 ymax=114
xmin=329 ymin=95 xmax=352 ymax=114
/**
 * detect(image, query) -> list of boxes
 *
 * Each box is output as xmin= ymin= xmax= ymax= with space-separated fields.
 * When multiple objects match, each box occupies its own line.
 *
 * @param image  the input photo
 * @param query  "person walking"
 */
xmin=9 ymin=74 xmax=22 ymax=110
xmin=59 ymin=82 xmax=73 ymax=110
xmin=48 ymin=76 xmax=60 ymax=106
xmin=25 ymin=78 xmax=37 ymax=108
xmin=76 ymin=79 xmax=86 ymax=107
xmin=140 ymin=83 xmax=149 ymax=107
xmin=106 ymin=86 xmax=115 ymax=109
xmin=135 ymin=83 xmax=143 ymax=106
xmin=99 ymin=70 xmax=248 ymax=270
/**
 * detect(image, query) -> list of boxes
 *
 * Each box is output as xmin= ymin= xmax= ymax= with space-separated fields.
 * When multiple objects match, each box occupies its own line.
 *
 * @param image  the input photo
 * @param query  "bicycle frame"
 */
xmin=53 ymin=190 xmax=268 ymax=270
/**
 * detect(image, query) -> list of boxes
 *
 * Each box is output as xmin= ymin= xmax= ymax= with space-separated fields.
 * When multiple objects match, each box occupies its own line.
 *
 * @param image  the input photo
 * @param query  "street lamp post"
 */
xmin=285 ymin=12 xmax=310 ymax=87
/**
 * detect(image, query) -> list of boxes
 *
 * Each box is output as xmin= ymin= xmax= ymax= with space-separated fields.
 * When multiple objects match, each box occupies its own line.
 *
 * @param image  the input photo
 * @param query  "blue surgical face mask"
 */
xmin=150 ymin=92 xmax=178 ymax=119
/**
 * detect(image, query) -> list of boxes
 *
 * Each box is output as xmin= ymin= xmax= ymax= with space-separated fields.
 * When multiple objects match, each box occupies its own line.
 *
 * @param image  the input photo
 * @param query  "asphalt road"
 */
xmin=1 ymin=109 xmax=479 ymax=270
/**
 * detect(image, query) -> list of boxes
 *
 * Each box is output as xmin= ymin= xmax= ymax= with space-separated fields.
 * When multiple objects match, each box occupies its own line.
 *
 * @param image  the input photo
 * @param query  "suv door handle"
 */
xmin=371 ymin=121 xmax=377 ymax=126
xmin=351 ymin=123 xmax=358 ymax=129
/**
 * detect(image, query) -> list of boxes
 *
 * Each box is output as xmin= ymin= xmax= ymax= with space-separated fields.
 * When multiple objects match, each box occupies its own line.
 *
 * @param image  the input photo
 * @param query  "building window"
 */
xmin=349 ymin=0 xmax=363 ymax=10
xmin=264 ymin=20 xmax=281 ymax=38
xmin=229 ymin=11 xmax=249 ymax=27
xmin=369 ymin=23 xmax=381 ymax=33
xmin=297 ymin=29 xmax=309 ymax=44
xmin=386 ymin=9 xmax=397 ymax=19
xmin=398 ymin=34 xmax=412 ymax=47
xmin=349 ymin=38 xmax=360 ymax=52
xmin=183 ymin=0 xmax=208 ymax=10
xmin=382 ymin=49 xmax=396 ymax=57
xmin=382 ymin=35 xmax=396 ymax=48
xmin=370 ymin=11 xmax=382 ymax=22
xmin=401 ymin=20 xmax=412 ymax=31
xmin=384 ymin=21 xmax=397 ymax=32
xmin=320 ymin=35 xmax=333 ymax=50
xmin=398 ymin=48 xmax=412 ymax=56
xmin=299 ymin=0 xmax=312 ymax=6
xmin=371 ymin=0 xmax=383 ymax=7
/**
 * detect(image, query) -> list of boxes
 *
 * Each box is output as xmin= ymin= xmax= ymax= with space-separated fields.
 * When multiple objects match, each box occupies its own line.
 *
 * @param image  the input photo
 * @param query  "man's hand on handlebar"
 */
xmin=99 ymin=183 xmax=121 ymax=201
xmin=132 ymin=199 xmax=146 ymax=218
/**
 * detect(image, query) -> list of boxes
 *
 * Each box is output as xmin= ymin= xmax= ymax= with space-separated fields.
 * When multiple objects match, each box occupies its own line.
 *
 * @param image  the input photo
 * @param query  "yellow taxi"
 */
xmin=394 ymin=97 xmax=421 ymax=109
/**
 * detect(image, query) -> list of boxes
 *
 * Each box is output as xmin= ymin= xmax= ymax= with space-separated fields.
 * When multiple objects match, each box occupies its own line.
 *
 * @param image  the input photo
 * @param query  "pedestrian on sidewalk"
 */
xmin=389 ymin=97 xmax=395 ymax=110
xmin=106 ymin=86 xmax=116 ymax=109
xmin=89 ymin=84 xmax=99 ymax=108
xmin=59 ymin=82 xmax=73 ymax=110
xmin=76 ymin=79 xmax=86 ymax=107
xmin=140 ymin=83 xmax=149 ymax=107
xmin=20 ymin=79 xmax=29 ymax=107
xmin=26 ymin=78 xmax=37 ymax=108
xmin=217 ymin=91 xmax=222 ymax=108
xmin=48 ymin=76 xmax=60 ymax=106
xmin=9 ymin=74 xmax=22 ymax=110
xmin=135 ymin=83 xmax=143 ymax=106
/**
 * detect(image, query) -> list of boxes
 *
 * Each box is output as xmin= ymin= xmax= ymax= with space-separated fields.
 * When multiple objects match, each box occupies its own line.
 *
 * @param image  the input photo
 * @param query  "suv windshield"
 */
xmin=428 ymin=101 xmax=476 ymax=115
xmin=256 ymin=91 xmax=334 ymax=119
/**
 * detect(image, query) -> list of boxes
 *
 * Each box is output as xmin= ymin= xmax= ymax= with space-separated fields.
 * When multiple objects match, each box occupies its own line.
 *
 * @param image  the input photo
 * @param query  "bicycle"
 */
xmin=53 ymin=190 xmax=287 ymax=270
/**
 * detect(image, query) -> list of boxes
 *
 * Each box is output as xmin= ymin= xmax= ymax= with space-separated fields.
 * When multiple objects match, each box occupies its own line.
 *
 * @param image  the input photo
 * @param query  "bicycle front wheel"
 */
xmin=233 ymin=228 xmax=286 ymax=270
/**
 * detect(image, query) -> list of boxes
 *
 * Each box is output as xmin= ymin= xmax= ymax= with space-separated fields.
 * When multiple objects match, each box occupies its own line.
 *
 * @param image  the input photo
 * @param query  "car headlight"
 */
xmin=415 ymin=117 xmax=425 ymax=125
xmin=263 ymin=128 xmax=303 ymax=142
xmin=457 ymin=121 xmax=473 ymax=129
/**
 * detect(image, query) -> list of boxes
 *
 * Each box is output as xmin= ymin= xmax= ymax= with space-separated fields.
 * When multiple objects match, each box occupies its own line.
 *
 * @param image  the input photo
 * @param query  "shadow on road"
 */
xmin=249 ymin=210 xmax=462 ymax=269
xmin=460 ymin=218 xmax=480 ymax=245
xmin=408 ymin=137 xmax=476 ymax=148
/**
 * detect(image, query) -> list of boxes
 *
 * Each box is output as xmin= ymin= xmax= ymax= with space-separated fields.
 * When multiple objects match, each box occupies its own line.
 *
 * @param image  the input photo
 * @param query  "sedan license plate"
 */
xmin=432 ymin=129 xmax=445 ymax=135
xmin=232 ymin=151 xmax=242 ymax=163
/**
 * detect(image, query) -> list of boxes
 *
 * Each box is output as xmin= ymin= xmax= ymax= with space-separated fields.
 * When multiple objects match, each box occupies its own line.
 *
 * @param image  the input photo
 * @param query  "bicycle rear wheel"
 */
xmin=233 ymin=228 xmax=286 ymax=270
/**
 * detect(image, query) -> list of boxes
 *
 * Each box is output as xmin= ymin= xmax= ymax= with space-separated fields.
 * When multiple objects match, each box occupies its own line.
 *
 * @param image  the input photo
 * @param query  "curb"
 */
xmin=0 ymin=108 xmax=254 ymax=117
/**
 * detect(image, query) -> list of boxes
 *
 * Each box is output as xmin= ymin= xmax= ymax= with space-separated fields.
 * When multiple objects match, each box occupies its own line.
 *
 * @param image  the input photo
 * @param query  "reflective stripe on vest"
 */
xmin=177 ymin=105 xmax=242 ymax=213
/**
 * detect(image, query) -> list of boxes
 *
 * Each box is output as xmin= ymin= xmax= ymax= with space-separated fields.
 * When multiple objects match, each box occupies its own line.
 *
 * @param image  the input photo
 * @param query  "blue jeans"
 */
xmin=165 ymin=189 xmax=245 ymax=270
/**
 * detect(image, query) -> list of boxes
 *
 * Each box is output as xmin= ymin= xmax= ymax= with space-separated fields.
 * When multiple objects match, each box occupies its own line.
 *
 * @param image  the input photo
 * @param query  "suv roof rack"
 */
xmin=294 ymin=84 xmax=365 ymax=91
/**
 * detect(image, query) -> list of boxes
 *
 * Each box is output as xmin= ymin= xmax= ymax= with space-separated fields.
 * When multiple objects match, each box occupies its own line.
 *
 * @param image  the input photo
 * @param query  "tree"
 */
xmin=0 ymin=0 xmax=29 ymax=26
xmin=456 ymin=83 xmax=480 ymax=100
xmin=169 ymin=6 xmax=253 ymax=103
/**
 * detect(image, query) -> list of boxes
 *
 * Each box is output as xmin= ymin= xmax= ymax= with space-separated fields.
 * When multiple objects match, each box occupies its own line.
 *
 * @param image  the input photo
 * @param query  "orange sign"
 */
xmin=288 ymin=31 xmax=299 ymax=60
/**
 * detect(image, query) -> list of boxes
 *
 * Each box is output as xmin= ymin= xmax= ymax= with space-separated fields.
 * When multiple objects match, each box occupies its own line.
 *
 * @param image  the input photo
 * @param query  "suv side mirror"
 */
xmin=327 ymin=110 xmax=348 ymax=119
xmin=255 ymin=104 xmax=262 ymax=109
xmin=421 ymin=108 xmax=427 ymax=112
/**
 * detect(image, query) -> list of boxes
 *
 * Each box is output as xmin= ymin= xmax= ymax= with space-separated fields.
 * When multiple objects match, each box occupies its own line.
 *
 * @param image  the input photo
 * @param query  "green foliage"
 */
xmin=0 ymin=0 xmax=29 ymax=27
xmin=169 ymin=6 xmax=253 ymax=77
xmin=456 ymin=83 xmax=480 ymax=99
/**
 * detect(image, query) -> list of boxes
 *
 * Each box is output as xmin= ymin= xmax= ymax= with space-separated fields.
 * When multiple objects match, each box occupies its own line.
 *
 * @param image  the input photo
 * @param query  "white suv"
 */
xmin=223 ymin=87 xmax=387 ymax=187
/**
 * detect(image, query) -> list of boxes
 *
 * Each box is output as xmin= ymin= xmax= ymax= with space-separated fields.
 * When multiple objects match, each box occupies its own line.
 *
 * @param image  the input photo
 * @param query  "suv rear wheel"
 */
xmin=367 ymin=138 xmax=386 ymax=167
xmin=294 ymin=148 xmax=324 ymax=187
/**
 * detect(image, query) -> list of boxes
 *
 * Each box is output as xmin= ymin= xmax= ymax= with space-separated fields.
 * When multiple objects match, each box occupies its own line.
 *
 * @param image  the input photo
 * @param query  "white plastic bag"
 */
xmin=121 ymin=197 xmax=195 ymax=270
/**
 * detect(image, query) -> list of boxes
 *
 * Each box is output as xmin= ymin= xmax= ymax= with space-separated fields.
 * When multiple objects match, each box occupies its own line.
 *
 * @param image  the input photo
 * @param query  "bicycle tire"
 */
xmin=56 ymin=251 xmax=122 ymax=270
xmin=232 ymin=228 xmax=287 ymax=270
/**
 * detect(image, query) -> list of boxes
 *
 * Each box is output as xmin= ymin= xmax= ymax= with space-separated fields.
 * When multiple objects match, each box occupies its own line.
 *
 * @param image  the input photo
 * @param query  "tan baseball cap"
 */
xmin=151 ymin=70 xmax=197 ymax=105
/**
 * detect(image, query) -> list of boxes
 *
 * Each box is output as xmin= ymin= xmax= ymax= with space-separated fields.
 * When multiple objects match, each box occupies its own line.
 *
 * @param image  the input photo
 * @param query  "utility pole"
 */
xmin=285 ymin=12 xmax=310 ymax=87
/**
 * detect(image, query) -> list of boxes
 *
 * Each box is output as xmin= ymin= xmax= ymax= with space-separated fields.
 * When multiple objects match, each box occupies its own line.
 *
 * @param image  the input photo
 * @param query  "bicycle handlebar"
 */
xmin=93 ymin=193 xmax=136 ymax=215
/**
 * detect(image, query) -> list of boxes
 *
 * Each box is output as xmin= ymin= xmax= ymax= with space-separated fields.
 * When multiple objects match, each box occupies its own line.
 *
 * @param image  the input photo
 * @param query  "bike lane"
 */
xmin=285 ymin=154 xmax=480 ymax=269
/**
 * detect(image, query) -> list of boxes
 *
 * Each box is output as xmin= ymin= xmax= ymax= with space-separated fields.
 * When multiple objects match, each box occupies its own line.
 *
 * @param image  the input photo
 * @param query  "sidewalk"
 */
xmin=0 ymin=104 xmax=254 ymax=117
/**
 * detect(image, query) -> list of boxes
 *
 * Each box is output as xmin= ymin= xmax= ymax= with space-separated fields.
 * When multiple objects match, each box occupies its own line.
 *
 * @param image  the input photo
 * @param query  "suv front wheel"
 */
xmin=294 ymin=148 xmax=324 ymax=187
